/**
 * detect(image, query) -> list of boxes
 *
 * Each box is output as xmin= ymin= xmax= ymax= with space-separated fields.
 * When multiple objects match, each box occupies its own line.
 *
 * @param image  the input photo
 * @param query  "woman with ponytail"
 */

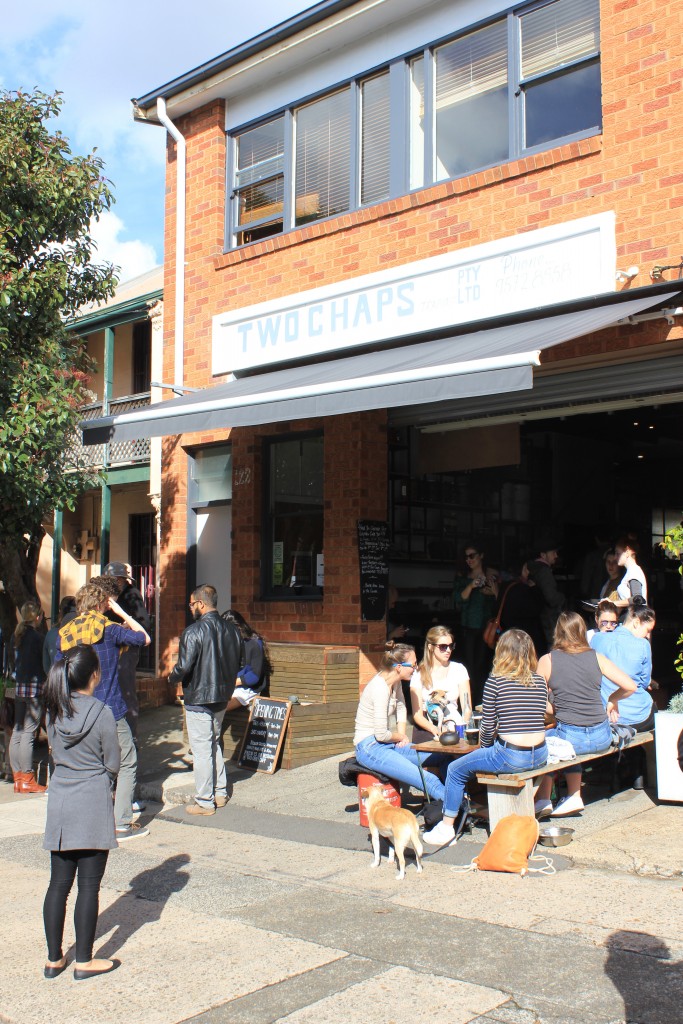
xmin=10 ymin=601 xmax=46 ymax=793
xmin=353 ymin=641 xmax=446 ymax=802
xmin=42 ymin=645 xmax=121 ymax=980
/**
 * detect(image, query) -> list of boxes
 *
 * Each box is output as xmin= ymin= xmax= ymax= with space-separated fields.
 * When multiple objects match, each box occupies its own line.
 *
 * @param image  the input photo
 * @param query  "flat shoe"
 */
xmin=74 ymin=959 xmax=120 ymax=981
xmin=44 ymin=961 xmax=68 ymax=979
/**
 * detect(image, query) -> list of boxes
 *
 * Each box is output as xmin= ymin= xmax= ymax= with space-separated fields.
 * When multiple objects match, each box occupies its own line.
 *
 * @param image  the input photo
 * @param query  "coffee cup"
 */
xmin=465 ymin=728 xmax=479 ymax=745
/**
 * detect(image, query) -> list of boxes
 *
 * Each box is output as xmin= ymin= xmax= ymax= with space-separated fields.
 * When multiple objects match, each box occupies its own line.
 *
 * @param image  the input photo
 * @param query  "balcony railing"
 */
xmin=76 ymin=393 xmax=151 ymax=469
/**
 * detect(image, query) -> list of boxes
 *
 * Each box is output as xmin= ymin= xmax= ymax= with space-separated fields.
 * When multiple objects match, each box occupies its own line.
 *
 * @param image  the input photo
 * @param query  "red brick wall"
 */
xmin=157 ymin=1 xmax=683 ymax=689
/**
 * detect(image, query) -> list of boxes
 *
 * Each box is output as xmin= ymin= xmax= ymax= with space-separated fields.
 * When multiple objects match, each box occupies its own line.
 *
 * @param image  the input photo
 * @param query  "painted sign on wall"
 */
xmin=212 ymin=213 xmax=616 ymax=374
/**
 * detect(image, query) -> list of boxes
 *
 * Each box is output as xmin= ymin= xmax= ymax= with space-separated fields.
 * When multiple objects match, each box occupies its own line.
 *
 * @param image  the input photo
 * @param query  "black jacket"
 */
xmin=169 ymin=611 xmax=242 ymax=706
xmin=112 ymin=583 xmax=152 ymax=633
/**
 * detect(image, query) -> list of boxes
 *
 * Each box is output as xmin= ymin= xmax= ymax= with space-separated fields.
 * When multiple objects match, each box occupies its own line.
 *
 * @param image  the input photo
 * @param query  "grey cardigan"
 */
xmin=44 ymin=694 xmax=121 ymax=851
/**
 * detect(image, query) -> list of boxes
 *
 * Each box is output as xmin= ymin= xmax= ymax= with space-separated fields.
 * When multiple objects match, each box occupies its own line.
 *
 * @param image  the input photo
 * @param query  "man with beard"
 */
xmin=169 ymin=585 xmax=242 ymax=815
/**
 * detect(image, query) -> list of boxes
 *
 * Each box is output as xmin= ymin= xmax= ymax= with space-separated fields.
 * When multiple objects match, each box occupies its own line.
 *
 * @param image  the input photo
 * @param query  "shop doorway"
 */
xmin=388 ymin=401 xmax=683 ymax=692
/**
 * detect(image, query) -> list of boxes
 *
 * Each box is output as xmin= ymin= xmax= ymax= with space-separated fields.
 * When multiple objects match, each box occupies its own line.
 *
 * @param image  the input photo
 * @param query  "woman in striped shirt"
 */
xmin=423 ymin=628 xmax=548 ymax=847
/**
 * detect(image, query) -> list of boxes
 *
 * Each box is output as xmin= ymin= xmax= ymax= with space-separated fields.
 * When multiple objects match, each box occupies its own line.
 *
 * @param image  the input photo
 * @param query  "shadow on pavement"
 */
xmin=84 ymin=853 xmax=191 ymax=961
xmin=604 ymin=929 xmax=683 ymax=1024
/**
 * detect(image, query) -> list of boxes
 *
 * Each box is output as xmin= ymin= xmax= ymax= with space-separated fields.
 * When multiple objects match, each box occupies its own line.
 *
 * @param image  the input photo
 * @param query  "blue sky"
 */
xmin=1 ymin=1 xmax=311 ymax=282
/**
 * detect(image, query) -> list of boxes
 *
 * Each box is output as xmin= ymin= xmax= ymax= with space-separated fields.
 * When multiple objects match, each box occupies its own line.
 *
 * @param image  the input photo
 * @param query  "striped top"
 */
xmin=480 ymin=672 xmax=548 ymax=747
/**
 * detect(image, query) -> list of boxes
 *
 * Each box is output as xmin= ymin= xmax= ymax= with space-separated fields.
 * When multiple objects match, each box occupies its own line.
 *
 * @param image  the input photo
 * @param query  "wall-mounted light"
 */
xmin=615 ymin=266 xmax=639 ymax=282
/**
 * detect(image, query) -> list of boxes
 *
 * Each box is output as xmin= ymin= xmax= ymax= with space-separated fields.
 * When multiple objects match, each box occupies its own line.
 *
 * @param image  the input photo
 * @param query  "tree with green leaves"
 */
xmin=0 ymin=88 xmax=117 ymax=632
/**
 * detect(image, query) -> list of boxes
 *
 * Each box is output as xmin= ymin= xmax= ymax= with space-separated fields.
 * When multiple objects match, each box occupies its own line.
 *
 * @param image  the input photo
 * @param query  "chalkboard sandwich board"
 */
xmin=357 ymin=518 xmax=390 ymax=621
xmin=238 ymin=697 xmax=293 ymax=774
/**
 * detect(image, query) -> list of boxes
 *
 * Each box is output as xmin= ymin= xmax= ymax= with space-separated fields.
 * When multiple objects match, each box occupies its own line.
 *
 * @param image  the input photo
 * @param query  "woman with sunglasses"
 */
xmin=410 ymin=626 xmax=472 ymax=742
xmin=354 ymin=641 xmax=446 ymax=802
xmin=586 ymin=599 xmax=619 ymax=643
xmin=423 ymin=629 xmax=548 ymax=848
xmin=454 ymin=544 xmax=499 ymax=705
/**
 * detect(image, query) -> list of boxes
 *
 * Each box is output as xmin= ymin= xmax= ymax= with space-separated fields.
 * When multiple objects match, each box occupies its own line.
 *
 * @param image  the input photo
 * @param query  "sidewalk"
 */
xmin=135 ymin=703 xmax=683 ymax=879
xmin=0 ymin=703 xmax=681 ymax=1024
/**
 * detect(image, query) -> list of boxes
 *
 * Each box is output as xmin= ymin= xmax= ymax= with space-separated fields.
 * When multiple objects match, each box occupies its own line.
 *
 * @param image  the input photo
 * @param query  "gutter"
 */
xmin=156 ymin=98 xmax=186 ymax=391
xmin=131 ymin=0 xmax=361 ymax=121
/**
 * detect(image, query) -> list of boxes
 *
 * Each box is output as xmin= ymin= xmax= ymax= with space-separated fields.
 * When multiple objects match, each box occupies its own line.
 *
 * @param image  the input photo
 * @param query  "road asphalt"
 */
xmin=0 ymin=703 xmax=681 ymax=1024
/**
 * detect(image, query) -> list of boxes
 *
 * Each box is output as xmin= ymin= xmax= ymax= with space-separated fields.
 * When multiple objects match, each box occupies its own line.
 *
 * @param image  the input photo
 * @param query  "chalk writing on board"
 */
xmin=357 ymin=519 xmax=390 ymax=621
xmin=239 ymin=697 xmax=292 ymax=774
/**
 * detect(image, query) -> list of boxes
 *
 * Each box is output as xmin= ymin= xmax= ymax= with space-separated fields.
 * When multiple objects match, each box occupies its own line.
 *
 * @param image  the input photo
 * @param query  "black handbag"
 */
xmin=338 ymin=756 xmax=394 ymax=787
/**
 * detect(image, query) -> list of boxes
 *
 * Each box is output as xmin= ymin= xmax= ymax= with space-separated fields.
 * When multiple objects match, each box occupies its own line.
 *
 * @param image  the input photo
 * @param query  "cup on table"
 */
xmin=465 ymin=727 xmax=479 ymax=745
xmin=456 ymin=724 xmax=465 ymax=740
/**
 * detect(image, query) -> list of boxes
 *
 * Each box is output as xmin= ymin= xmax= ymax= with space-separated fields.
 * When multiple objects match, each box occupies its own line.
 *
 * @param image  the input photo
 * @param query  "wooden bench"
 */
xmin=477 ymin=730 xmax=655 ymax=831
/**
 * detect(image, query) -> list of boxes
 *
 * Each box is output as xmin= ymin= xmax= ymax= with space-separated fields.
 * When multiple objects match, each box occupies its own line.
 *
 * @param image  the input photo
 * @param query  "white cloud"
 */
xmin=90 ymin=211 xmax=158 ymax=283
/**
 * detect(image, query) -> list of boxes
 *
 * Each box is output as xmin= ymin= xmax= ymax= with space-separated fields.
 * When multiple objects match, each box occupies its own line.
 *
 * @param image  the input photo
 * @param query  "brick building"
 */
xmin=86 ymin=0 xmax=683 ymax=759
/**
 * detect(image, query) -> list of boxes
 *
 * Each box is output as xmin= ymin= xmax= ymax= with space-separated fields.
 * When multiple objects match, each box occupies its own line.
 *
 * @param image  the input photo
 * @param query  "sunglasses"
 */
xmin=464 ymin=553 xmax=479 ymax=560
xmin=598 ymin=619 xmax=618 ymax=628
xmin=431 ymin=642 xmax=454 ymax=652
xmin=399 ymin=661 xmax=417 ymax=669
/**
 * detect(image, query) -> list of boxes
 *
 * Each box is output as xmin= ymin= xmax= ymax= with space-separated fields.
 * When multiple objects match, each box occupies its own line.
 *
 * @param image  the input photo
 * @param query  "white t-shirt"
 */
xmin=410 ymin=660 xmax=469 ymax=715
xmin=617 ymin=563 xmax=647 ymax=603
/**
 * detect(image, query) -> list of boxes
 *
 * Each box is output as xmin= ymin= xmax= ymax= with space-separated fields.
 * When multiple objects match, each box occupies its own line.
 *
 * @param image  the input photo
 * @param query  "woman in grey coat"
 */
xmin=42 ymin=645 xmax=121 ymax=980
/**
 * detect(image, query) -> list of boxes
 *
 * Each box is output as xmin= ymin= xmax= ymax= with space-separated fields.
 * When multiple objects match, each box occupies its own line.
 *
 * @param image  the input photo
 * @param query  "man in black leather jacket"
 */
xmin=169 ymin=584 xmax=242 ymax=816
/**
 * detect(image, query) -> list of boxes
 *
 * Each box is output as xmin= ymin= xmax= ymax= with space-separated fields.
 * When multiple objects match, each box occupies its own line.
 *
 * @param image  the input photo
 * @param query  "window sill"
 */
xmin=215 ymin=134 xmax=602 ymax=270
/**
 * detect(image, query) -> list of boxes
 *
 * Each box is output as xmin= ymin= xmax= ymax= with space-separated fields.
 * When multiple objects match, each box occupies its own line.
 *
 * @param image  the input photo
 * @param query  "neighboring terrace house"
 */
xmin=84 ymin=0 xmax=683 ymax=762
xmin=38 ymin=266 xmax=164 ymax=689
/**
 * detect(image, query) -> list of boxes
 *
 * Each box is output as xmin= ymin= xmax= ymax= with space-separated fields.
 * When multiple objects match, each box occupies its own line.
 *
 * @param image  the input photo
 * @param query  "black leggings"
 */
xmin=43 ymin=850 xmax=109 ymax=963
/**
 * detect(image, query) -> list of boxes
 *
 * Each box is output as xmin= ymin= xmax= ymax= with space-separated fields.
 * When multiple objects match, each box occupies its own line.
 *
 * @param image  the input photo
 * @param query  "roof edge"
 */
xmin=132 ymin=0 xmax=361 ymax=122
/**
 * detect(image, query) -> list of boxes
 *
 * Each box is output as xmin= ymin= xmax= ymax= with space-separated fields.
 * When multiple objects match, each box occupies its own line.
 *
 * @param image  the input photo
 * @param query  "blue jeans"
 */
xmin=442 ymin=741 xmax=548 ymax=818
xmin=355 ymin=737 xmax=446 ymax=802
xmin=547 ymin=719 xmax=611 ymax=775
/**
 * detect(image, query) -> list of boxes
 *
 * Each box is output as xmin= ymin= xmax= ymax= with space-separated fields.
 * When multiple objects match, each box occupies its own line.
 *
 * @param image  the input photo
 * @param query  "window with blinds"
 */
xmin=226 ymin=0 xmax=602 ymax=249
xmin=361 ymin=73 xmax=391 ymax=206
xmin=234 ymin=119 xmax=285 ymax=245
xmin=434 ymin=19 xmax=508 ymax=180
xmin=521 ymin=0 xmax=601 ymax=148
xmin=295 ymin=89 xmax=351 ymax=226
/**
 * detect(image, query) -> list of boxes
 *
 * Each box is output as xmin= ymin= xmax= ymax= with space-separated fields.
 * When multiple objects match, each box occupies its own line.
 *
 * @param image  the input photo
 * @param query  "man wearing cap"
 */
xmin=526 ymin=539 xmax=565 ymax=653
xmin=103 ymin=562 xmax=152 ymax=742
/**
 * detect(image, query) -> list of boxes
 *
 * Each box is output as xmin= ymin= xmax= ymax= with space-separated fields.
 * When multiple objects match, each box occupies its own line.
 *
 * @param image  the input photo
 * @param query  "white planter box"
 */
xmin=655 ymin=712 xmax=683 ymax=802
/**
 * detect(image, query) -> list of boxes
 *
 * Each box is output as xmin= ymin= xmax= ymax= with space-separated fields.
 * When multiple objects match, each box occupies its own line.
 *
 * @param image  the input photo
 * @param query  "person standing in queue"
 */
xmin=10 ymin=602 xmax=47 ymax=794
xmin=102 ymin=562 xmax=152 ymax=743
xmin=169 ymin=585 xmax=242 ymax=816
xmin=453 ymin=544 xmax=498 ymax=706
xmin=57 ymin=579 xmax=151 ymax=842
xmin=612 ymin=535 xmax=648 ymax=611
xmin=525 ymin=538 xmax=565 ymax=654
xmin=42 ymin=645 xmax=121 ymax=980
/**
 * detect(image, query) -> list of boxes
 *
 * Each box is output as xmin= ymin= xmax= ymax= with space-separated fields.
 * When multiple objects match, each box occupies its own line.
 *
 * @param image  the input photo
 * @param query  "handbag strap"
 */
xmin=493 ymin=582 xmax=514 ymax=628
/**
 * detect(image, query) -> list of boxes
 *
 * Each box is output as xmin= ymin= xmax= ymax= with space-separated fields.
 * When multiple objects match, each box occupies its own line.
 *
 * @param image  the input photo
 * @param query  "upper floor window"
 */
xmin=227 ymin=0 xmax=600 ymax=249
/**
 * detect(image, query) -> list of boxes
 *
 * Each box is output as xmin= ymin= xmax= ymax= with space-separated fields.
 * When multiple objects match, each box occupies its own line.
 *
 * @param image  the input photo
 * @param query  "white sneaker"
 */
xmin=422 ymin=820 xmax=457 ymax=847
xmin=550 ymin=793 xmax=584 ymax=817
xmin=534 ymin=799 xmax=553 ymax=817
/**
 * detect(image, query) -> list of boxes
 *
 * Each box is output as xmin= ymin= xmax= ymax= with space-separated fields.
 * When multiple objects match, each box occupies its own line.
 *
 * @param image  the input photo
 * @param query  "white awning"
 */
xmin=81 ymin=290 xmax=680 ymax=444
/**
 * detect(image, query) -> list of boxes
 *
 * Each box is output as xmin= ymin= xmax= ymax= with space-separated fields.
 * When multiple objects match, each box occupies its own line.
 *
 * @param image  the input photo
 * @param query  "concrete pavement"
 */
xmin=0 ymin=703 xmax=681 ymax=1024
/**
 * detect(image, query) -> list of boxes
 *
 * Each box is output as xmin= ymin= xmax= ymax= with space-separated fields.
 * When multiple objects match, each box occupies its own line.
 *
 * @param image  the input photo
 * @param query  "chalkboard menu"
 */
xmin=238 ymin=697 xmax=292 ymax=774
xmin=357 ymin=519 xmax=390 ymax=621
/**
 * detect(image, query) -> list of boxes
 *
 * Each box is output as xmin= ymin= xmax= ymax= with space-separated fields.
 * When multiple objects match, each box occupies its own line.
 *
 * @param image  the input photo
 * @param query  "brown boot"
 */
xmin=13 ymin=772 xmax=26 ymax=793
xmin=17 ymin=772 xmax=47 ymax=794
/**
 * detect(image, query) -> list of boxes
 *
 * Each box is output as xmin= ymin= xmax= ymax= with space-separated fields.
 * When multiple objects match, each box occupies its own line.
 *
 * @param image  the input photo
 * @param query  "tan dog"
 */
xmin=361 ymin=785 xmax=423 ymax=880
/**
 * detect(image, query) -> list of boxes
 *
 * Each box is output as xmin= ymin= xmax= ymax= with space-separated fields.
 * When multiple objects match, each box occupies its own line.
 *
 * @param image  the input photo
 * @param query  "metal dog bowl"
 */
xmin=538 ymin=826 xmax=574 ymax=848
